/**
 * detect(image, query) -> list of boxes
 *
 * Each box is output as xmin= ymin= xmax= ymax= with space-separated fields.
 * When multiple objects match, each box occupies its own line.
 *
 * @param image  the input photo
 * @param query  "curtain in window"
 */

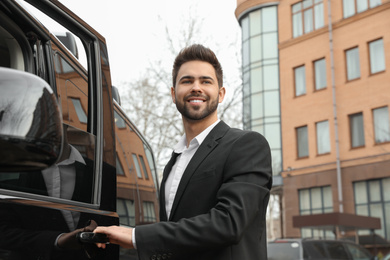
xmin=373 ymin=107 xmax=390 ymax=143
xmin=346 ymin=48 xmax=360 ymax=80
xmin=350 ymin=113 xmax=365 ymax=147
xmin=304 ymin=9 xmax=313 ymax=33
xmin=316 ymin=120 xmax=330 ymax=154
xmin=315 ymin=59 xmax=327 ymax=90
xmin=357 ymin=0 xmax=368 ymax=13
xmin=295 ymin=66 xmax=306 ymax=96
xmin=370 ymin=39 xmax=386 ymax=74
xmin=343 ymin=0 xmax=356 ymax=18
xmin=293 ymin=12 xmax=303 ymax=38
xmin=370 ymin=0 xmax=382 ymax=8
xmin=297 ymin=126 xmax=309 ymax=157
xmin=314 ymin=2 xmax=324 ymax=29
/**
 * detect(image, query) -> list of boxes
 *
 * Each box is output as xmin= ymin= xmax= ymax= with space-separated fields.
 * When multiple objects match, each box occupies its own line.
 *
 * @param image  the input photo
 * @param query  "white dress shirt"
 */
xmin=42 ymin=145 xmax=86 ymax=230
xmin=132 ymin=119 xmax=220 ymax=249
xmin=165 ymin=119 xmax=220 ymax=219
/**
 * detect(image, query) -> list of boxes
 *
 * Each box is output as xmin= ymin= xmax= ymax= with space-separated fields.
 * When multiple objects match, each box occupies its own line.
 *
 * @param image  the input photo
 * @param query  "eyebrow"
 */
xmin=179 ymin=75 xmax=215 ymax=82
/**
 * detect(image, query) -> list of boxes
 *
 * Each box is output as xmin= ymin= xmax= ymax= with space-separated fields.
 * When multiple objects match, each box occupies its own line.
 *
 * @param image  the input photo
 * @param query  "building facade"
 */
xmin=235 ymin=0 xmax=390 ymax=244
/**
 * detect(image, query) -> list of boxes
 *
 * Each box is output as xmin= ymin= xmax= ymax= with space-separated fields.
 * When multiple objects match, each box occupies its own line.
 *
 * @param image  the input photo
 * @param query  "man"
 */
xmin=95 ymin=44 xmax=272 ymax=260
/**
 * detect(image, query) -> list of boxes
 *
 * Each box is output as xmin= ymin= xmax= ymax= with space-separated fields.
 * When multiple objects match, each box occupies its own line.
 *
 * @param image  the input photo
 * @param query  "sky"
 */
xmin=59 ymin=0 xmax=242 ymax=88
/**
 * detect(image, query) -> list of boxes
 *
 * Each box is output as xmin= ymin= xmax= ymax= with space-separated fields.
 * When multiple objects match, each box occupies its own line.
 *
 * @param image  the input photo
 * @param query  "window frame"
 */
xmin=313 ymin=58 xmax=327 ymax=91
xmin=292 ymin=0 xmax=324 ymax=38
xmin=316 ymin=120 xmax=331 ymax=155
xmin=294 ymin=65 xmax=306 ymax=97
xmin=368 ymin=38 xmax=386 ymax=75
xmin=296 ymin=125 xmax=309 ymax=158
xmin=349 ymin=112 xmax=365 ymax=148
xmin=372 ymin=106 xmax=390 ymax=144
xmin=345 ymin=46 xmax=361 ymax=82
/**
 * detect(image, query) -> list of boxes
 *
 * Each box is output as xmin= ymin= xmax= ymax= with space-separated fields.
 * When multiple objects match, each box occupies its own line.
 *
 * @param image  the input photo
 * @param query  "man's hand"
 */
xmin=57 ymin=220 xmax=98 ymax=250
xmin=93 ymin=226 xmax=133 ymax=249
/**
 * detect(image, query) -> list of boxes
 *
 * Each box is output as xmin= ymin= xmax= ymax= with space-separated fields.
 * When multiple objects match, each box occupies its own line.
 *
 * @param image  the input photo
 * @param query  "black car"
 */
xmin=268 ymin=238 xmax=376 ymax=260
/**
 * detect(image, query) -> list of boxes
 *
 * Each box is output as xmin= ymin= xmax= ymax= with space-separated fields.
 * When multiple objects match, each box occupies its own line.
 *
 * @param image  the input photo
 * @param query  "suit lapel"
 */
xmin=168 ymin=121 xmax=230 ymax=220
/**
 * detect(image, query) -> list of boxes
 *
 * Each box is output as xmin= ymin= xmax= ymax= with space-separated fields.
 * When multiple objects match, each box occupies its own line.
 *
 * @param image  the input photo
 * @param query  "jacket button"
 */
xmin=150 ymin=255 xmax=156 ymax=260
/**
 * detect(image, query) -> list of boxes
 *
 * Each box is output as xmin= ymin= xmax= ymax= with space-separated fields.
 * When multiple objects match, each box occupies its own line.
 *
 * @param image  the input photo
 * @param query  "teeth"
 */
xmin=190 ymin=100 xmax=203 ymax=103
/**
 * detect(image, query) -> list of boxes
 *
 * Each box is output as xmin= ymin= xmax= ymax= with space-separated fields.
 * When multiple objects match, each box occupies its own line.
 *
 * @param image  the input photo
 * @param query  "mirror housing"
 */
xmin=0 ymin=68 xmax=63 ymax=172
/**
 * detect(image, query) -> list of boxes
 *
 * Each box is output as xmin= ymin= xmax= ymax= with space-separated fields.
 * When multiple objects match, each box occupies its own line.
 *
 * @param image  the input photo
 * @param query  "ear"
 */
xmin=218 ymin=87 xmax=226 ymax=103
xmin=171 ymin=87 xmax=176 ymax=104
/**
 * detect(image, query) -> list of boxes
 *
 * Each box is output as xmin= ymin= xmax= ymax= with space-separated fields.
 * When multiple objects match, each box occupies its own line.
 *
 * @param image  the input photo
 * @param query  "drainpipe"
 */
xmin=327 ymin=0 xmax=343 ymax=214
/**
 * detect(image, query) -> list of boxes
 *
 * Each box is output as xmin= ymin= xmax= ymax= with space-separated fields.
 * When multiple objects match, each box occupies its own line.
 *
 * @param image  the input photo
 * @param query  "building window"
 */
xmin=116 ymin=154 xmax=125 ymax=175
xmin=316 ymin=120 xmax=330 ymax=154
xmin=299 ymin=186 xmax=334 ymax=238
xmin=343 ymin=0 xmax=382 ymax=18
xmin=139 ymin=155 xmax=149 ymax=179
xmin=354 ymin=178 xmax=390 ymax=239
xmin=132 ymin=153 xmax=143 ymax=178
xmin=294 ymin=65 xmax=306 ymax=96
xmin=373 ymin=106 xmax=390 ymax=143
xmin=71 ymin=98 xmax=88 ymax=124
xmin=349 ymin=112 xmax=365 ymax=148
xmin=143 ymin=201 xmax=156 ymax=223
xmin=117 ymin=198 xmax=135 ymax=226
xmin=369 ymin=38 xmax=386 ymax=74
xmin=297 ymin=125 xmax=309 ymax=158
xmin=292 ymin=0 xmax=324 ymax=38
xmin=346 ymin=47 xmax=361 ymax=81
xmin=314 ymin=58 xmax=327 ymax=90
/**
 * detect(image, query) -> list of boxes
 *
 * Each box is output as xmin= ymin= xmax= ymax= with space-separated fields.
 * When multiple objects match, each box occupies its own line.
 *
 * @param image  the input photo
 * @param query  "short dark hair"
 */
xmin=172 ymin=44 xmax=223 ymax=88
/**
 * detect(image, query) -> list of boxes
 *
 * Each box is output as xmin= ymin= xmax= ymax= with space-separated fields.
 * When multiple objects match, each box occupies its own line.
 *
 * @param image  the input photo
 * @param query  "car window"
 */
xmin=345 ymin=243 xmax=372 ymax=260
xmin=268 ymin=242 xmax=301 ymax=260
xmin=325 ymin=241 xmax=350 ymax=259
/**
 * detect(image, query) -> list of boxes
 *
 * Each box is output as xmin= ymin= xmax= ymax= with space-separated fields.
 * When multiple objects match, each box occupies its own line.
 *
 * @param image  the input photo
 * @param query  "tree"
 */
xmin=119 ymin=6 xmax=242 ymax=180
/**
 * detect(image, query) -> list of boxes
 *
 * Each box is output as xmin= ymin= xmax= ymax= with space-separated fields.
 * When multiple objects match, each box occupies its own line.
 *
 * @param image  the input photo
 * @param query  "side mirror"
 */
xmin=0 ymin=68 xmax=63 ymax=172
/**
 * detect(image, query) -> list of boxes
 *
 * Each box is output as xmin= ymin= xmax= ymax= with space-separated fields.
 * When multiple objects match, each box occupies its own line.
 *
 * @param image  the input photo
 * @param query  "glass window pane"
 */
xmin=264 ymin=65 xmax=279 ymax=90
xmin=343 ymin=0 xmax=356 ymax=18
xmin=249 ymin=10 xmax=261 ymax=36
xmin=350 ymin=113 xmax=365 ymax=147
xmin=323 ymin=186 xmax=333 ymax=208
xmin=250 ymin=35 xmax=262 ymax=63
xmin=293 ymin=13 xmax=303 ymax=38
xmin=314 ymin=3 xmax=324 ymax=29
xmin=263 ymin=32 xmax=278 ymax=59
xmin=311 ymin=187 xmax=322 ymax=209
xmin=132 ymin=153 xmax=143 ymax=178
xmin=346 ymin=47 xmax=361 ymax=80
xmin=373 ymin=107 xmax=390 ymax=143
xmin=316 ymin=120 xmax=330 ymax=154
xmin=262 ymin=6 xmax=277 ymax=33
xmin=315 ymin=58 xmax=327 ymax=90
xmin=264 ymin=91 xmax=280 ymax=117
xmin=295 ymin=66 xmax=306 ymax=96
xmin=357 ymin=0 xmax=368 ymax=13
xmin=369 ymin=39 xmax=386 ymax=74
xmin=265 ymin=124 xmax=281 ymax=148
xmin=354 ymin=182 xmax=368 ymax=204
xmin=251 ymin=67 xmax=263 ymax=93
xmin=370 ymin=0 xmax=381 ymax=8
xmin=383 ymin=178 xmax=390 ymax=201
xmin=243 ymin=40 xmax=250 ymax=67
xmin=300 ymin=189 xmax=311 ymax=211
xmin=139 ymin=155 xmax=149 ymax=179
xmin=251 ymin=93 xmax=263 ymax=119
xmin=369 ymin=180 xmax=381 ymax=202
xmin=241 ymin=16 xmax=249 ymax=40
xmin=304 ymin=9 xmax=314 ymax=33
xmin=297 ymin=126 xmax=309 ymax=157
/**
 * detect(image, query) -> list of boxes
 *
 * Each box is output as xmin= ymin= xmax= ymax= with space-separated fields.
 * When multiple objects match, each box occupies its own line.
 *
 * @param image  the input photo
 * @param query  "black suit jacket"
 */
xmin=135 ymin=121 xmax=272 ymax=260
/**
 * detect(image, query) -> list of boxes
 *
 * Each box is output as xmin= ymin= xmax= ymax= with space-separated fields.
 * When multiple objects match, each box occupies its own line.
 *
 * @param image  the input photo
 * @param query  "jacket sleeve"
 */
xmin=135 ymin=131 xmax=272 ymax=259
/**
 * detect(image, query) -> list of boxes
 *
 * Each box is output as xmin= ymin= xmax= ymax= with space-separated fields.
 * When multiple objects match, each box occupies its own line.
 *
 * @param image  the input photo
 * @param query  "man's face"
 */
xmin=171 ymin=60 xmax=225 ymax=122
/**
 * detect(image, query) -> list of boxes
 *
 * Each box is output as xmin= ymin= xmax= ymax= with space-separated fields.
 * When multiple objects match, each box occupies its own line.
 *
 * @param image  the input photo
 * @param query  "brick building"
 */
xmin=235 ymin=0 xmax=390 ymax=247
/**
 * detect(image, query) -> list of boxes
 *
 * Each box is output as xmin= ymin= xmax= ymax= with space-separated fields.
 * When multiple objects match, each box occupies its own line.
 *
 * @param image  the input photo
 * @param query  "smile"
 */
xmin=189 ymin=100 xmax=204 ymax=103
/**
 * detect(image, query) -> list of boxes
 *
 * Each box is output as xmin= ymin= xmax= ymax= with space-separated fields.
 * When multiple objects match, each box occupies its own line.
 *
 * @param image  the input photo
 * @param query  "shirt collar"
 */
xmin=57 ymin=145 xmax=86 ymax=166
xmin=174 ymin=119 xmax=220 ymax=153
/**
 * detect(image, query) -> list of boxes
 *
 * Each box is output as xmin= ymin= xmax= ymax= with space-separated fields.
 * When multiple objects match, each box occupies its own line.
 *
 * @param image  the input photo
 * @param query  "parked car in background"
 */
xmin=268 ymin=238 xmax=376 ymax=260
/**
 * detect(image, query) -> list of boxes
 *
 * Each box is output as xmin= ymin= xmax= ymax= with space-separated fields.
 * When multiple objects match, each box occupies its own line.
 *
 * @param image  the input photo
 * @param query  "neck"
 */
xmin=182 ymin=115 xmax=218 ymax=147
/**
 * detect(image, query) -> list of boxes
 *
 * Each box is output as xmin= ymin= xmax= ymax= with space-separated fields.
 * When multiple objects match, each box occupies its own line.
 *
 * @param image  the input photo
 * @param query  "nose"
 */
xmin=191 ymin=80 xmax=202 ymax=92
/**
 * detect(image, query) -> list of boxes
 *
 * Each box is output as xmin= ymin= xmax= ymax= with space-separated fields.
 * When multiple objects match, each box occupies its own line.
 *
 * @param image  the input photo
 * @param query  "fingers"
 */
xmin=93 ymin=226 xmax=133 ymax=249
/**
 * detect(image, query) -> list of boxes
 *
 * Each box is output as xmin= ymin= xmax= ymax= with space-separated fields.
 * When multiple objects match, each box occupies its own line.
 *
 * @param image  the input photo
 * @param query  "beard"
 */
xmin=175 ymin=94 xmax=219 ymax=121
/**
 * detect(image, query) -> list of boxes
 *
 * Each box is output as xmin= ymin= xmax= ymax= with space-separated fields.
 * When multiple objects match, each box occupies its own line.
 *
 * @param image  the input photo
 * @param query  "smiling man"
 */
xmin=94 ymin=44 xmax=273 ymax=260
